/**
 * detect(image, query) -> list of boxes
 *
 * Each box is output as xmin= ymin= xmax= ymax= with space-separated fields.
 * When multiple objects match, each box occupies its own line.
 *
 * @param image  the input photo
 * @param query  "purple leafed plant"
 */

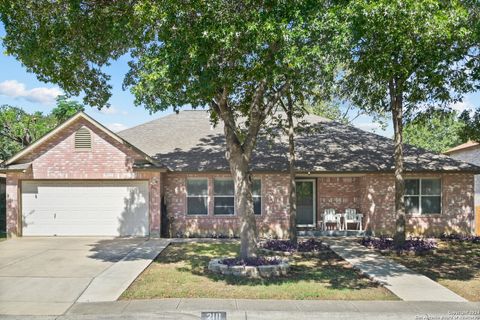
xmin=260 ymin=238 xmax=326 ymax=253
xmin=440 ymin=233 xmax=480 ymax=243
xmin=360 ymin=236 xmax=437 ymax=253
xmin=221 ymin=256 xmax=282 ymax=267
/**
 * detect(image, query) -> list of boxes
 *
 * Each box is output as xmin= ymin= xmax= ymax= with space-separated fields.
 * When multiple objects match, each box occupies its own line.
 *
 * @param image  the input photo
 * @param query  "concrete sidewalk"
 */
xmin=1 ymin=299 xmax=479 ymax=320
xmin=323 ymin=238 xmax=467 ymax=302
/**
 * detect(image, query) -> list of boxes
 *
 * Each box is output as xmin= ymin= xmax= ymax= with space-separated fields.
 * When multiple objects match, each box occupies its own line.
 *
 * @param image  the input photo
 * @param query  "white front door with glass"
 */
xmin=296 ymin=179 xmax=316 ymax=227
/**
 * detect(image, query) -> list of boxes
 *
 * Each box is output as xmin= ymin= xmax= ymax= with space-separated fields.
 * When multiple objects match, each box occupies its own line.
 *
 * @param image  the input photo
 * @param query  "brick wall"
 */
xmin=316 ymin=176 xmax=361 ymax=228
xmin=6 ymin=117 xmax=161 ymax=236
xmin=361 ymin=173 xmax=475 ymax=236
xmin=164 ymin=172 xmax=290 ymax=238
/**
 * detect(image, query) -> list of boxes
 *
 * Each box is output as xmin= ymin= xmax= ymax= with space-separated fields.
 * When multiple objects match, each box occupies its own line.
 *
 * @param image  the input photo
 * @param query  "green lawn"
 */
xmin=121 ymin=241 xmax=396 ymax=300
xmin=384 ymin=240 xmax=480 ymax=301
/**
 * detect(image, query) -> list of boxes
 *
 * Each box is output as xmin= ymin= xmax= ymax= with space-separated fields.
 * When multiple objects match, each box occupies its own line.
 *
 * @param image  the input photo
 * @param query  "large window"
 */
xmin=186 ymin=179 xmax=208 ymax=215
xmin=253 ymin=179 xmax=262 ymax=215
xmin=405 ymin=179 xmax=441 ymax=215
xmin=214 ymin=178 xmax=235 ymax=215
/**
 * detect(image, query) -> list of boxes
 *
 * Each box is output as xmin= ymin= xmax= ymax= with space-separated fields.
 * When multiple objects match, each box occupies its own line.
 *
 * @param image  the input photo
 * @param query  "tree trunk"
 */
xmin=229 ymin=152 xmax=258 ymax=258
xmin=390 ymin=80 xmax=406 ymax=247
xmin=212 ymin=87 xmax=265 ymax=259
xmin=286 ymin=99 xmax=297 ymax=244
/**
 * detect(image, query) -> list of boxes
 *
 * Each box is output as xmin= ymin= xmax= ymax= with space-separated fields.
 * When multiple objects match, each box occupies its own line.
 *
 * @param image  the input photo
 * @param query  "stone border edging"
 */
xmin=208 ymin=257 xmax=289 ymax=278
xmin=258 ymin=247 xmax=330 ymax=257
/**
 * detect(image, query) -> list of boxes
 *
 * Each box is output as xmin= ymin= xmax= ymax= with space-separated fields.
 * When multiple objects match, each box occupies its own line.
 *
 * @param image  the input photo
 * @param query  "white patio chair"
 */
xmin=344 ymin=208 xmax=363 ymax=230
xmin=322 ymin=208 xmax=341 ymax=231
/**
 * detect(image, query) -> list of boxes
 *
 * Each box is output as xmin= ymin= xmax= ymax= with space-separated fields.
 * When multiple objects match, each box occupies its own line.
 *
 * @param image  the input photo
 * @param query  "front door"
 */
xmin=296 ymin=179 xmax=316 ymax=227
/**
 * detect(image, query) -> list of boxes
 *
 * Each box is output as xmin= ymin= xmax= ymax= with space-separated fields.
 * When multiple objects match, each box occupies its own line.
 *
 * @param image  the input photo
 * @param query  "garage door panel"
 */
xmin=22 ymin=181 xmax=149 ymax=236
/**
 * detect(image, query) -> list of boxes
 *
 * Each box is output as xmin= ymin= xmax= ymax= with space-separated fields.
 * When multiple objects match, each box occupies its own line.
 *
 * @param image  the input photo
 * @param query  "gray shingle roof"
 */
xmin=118 ymin=110 xmax=480 ymax=173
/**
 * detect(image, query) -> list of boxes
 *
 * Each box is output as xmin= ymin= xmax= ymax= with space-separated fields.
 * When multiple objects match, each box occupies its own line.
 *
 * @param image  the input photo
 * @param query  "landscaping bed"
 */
xmin=360 ymin=236 xmax=437 ymax=255
xmin=381 ymin=239 xmax=480 ymax=301
xmin=121 ymin=241 xmax=396 ymax=300
xmin=208 ymin=256 xmax=289 ymax=278
xmin=259 ymin=238 xmax=329 ymax=256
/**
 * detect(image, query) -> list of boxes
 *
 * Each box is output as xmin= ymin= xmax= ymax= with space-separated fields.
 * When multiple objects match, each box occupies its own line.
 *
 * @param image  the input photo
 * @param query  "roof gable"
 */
xmin=4 ymin=112 xmax=162 ymax=168
xmin=444 ymin=140 xmax=480 ymax=154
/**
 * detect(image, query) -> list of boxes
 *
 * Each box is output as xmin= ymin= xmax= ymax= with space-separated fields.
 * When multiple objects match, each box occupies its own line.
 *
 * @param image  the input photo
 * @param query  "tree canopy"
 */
xmin=404 ymin=109 xmax=465 ymax=153
xmin=459 ymin=109 xmax=480 ymax=142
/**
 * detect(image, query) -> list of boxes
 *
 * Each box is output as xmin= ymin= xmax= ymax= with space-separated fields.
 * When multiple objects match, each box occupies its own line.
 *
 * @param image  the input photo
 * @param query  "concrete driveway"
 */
xmin=0 ymin=237 xmax=168 ymax=316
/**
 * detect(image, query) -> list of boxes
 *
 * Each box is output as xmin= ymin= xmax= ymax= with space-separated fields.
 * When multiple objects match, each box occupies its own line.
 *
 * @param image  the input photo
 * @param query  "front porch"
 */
xmin=295 ymin=176 xmax=367 ymax=235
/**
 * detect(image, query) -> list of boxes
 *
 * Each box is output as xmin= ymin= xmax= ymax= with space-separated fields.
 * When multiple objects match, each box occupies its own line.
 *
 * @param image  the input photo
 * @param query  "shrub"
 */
xmin=260 ymin=238 xmax=326 ymax=253
xmin=221 ymin=256 xmax=282 ymax=267
xmin=360 ymin=236 xmax=437 ymax=253
xmin=439 ymin=233 xmax=480 ymax=243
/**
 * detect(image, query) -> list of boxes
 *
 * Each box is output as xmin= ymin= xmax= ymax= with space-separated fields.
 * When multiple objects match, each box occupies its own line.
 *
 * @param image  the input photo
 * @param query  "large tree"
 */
xmin=0 ymin=1 xmax=338 ymax=258
xmin=0 ymin=97 xmax=86 ymax=161
xmin=340 ymin=0 xmax=479 ymax=245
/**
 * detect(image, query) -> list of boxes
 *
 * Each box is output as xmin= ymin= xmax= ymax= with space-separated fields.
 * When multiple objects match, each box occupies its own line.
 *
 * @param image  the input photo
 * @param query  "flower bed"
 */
xmin=259 ymin=238 xmax=328 ymax=256
xmin=439 ymin=233 xmax=480 ymax=243
xmin=208 ymin=256 xmax=289 ymax=278
xmin=360 ymin=236 xmax=437 ymax=254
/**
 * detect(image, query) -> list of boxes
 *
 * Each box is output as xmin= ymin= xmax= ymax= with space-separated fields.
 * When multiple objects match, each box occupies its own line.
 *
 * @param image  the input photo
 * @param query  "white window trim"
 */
xmin=213 ymin=177 xmax=235 ymax=216
xmin=186 ymin=177 xmax=209 ymax=216
xmin=295 ymin=178 xmax=316 ymax=227
xmin=253 ymin=178 xmax=262 ymax=215
xmin=405 ymin=178 xmax=442 ymax=215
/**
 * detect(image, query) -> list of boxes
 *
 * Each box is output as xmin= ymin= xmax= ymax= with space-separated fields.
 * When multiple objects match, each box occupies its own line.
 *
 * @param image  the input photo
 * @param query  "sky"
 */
xmin=0 ymin=23 xmax=478 ymax=137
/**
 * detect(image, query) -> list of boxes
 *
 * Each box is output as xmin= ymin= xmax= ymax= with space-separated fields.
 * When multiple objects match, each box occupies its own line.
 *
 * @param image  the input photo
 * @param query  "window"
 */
xmin=186 ymin=179 xmax=208 ymax=215
xmin=253 ymin=179 xmax=262 ymax=215
xmin=405 ymin=179 xmax=441 ymax=215
xmin=214 ymin=178 xmax=235 ymax=215
xmin=75 ymin=127 xmax=92 ymax=150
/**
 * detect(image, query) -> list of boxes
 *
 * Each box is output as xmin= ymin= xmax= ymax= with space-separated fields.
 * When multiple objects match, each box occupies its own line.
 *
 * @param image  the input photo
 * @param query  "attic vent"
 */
xmin=75 ymin=127 xmax=92 ymax=150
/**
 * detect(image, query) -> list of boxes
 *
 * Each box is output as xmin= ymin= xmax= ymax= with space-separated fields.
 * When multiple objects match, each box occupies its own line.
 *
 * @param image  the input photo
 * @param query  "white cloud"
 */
xmin=107 ymin=123 xmax=128 ymax=132
xmin=0 ymin=80 xmax=62 ymax=105
xmin=450 ymin=100 xmax=474 ymax=113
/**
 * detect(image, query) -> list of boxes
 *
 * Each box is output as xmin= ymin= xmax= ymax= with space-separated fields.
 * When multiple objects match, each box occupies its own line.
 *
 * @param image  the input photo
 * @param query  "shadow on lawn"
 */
xmin=385 ymin=241 xmax=480 ymax=282
xmin=157 ymin=242 xmax=381 ymax=291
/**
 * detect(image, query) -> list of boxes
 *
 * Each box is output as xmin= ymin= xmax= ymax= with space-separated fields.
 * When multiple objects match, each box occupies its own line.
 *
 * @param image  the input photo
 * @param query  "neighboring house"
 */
xmin=0 ymin=173 xmax=5 ymax=235
xmin=444 ymin=141 xmax=480 ymax=236
xmin=1 ymin=111 xmax=479 ymax=238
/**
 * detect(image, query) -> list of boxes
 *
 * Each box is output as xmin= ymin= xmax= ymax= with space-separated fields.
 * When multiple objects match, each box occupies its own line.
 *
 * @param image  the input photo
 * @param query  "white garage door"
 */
xmin=22 ymin=180 xmax=149 ymax=236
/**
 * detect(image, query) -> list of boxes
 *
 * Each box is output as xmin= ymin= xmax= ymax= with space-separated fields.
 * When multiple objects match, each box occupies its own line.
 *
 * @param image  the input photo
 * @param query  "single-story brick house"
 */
xmin=1 ymin=110 xmax=479 ymax=238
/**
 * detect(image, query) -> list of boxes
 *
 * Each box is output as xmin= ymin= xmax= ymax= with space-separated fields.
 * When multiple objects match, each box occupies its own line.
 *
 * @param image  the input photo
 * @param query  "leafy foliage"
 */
xmin=51 ymin=96 xmax=85 ymax=122
xmin=459 ymin=109 xmax=480 ymax=142
xmin=361 ymin=236 xmax=437 ymax=253
xmin=341 ymin=0 xmax=478 ymax=114
xmin=0 ymin=97 xmax=86 ymax=161
xmin=440 ymin=233 xmax=480 ymax=243
xmin=260 ymin=238 xmax=327 ymax=253
xmin=0 ymin=106 xmax=55 ymax=161
xmin=404 ymin=109 xmax=466 ymax=153
xmin=221 ymin=256 xmax=282 ymax=267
